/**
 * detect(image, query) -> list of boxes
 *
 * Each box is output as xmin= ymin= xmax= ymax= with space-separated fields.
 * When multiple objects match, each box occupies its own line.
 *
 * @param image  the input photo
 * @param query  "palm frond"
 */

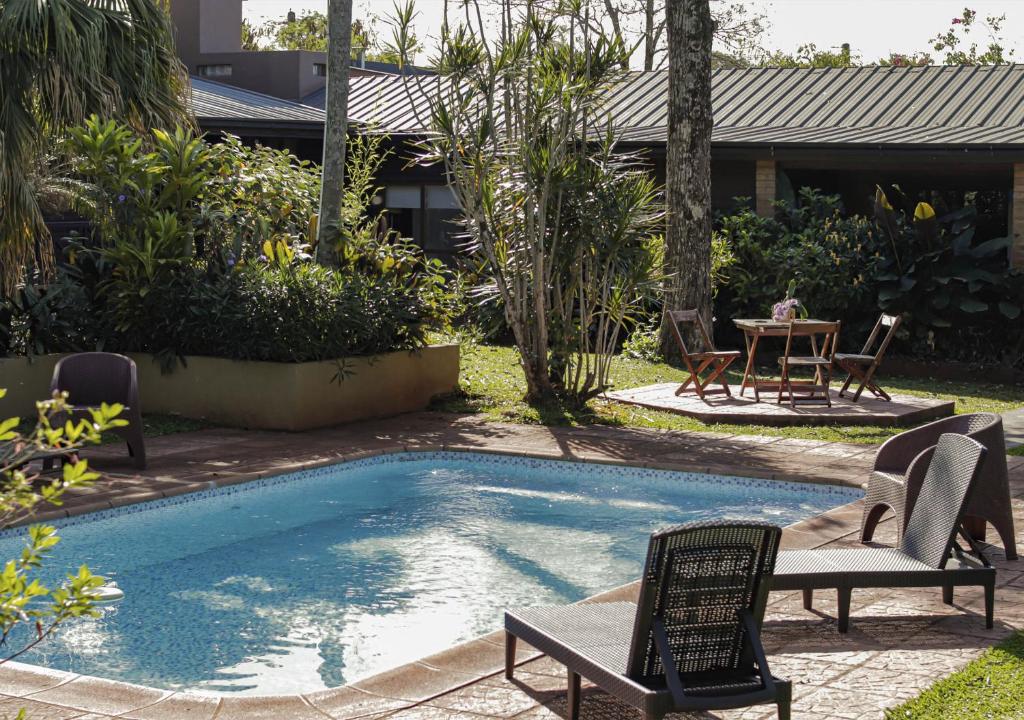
xmin=0 ymin=0 xmax=191 ymax=292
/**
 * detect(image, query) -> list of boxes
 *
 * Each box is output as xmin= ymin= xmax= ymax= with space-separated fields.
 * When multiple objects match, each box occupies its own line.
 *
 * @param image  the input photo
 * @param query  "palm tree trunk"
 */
xmin=316 ymin=0 xmax=353 ymax=265
xmin=660 ymin=0 xmax=714 ymax=356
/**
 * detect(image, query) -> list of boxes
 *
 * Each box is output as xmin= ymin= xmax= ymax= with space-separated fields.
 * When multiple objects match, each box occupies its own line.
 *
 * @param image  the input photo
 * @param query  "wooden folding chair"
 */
xmin=836 ymin=313 xmax=901 ymax=402
xmin=777 ymin=321 xmax=840 ymax=408
xmin=665 ymin=310 xmax=741 ymax=401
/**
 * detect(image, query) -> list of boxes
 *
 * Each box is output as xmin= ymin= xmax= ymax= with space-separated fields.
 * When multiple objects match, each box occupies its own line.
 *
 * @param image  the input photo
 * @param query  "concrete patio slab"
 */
xmin=604 ymin=383 xmax=954 ymax=426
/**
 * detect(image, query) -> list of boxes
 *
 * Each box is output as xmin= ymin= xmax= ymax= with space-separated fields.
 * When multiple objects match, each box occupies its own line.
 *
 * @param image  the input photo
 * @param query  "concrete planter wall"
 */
xmin=0 ymin=345 xmax=460 ymax=431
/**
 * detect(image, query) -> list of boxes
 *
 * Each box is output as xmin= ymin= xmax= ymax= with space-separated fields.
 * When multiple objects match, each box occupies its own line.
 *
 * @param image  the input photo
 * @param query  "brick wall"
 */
xmin=755 ymin=159 xmax=776 ymax=218
xmin=1013 ymin=163 xmax=1024 ymax=268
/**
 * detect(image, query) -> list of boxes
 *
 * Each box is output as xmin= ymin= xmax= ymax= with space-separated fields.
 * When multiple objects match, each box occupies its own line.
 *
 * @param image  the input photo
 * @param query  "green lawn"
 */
xmin=1009 ymin=446 xmax=1024 ymax=457
xmin=431 ymin=344 xmax=1024 ymax=445
xmin=886 ymin=631 xmax=1024 ymax=719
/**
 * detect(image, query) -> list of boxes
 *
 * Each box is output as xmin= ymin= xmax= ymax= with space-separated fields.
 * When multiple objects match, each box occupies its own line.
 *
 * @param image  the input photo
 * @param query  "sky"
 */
xmin=243 ymin=0 xmax=1024 ymax=64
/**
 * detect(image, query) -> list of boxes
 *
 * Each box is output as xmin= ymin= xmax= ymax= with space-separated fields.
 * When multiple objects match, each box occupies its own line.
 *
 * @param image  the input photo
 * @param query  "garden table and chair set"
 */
xmin=666 ymin=309 xmax=901 ymax=407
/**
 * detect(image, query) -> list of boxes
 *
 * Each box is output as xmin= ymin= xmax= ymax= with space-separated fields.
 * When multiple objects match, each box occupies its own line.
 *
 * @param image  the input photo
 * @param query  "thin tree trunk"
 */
xmin=661 ymin=0 xmax=714 ymax=356
xmin=644 ymin=0 xmax=657 ymax=71
xmin=317 ymin=0 xmax=353 ymax=265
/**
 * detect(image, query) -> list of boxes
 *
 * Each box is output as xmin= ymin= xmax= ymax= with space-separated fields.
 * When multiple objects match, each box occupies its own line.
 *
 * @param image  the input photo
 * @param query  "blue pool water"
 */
xmin=0 ymin=452 xmax=860 ymax=695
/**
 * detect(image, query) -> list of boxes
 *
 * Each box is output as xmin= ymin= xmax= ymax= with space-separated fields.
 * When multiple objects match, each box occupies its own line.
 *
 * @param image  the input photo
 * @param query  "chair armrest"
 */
xmin=902 ymin=445 xmax=936 ymax=517
xmin=874 ymin=424 xmax=942 ymax=473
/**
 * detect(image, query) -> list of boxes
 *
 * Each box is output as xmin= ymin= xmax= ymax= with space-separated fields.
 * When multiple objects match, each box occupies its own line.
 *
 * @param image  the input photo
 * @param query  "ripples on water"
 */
xmin=0 ymin=453 xmax=859 ymax=695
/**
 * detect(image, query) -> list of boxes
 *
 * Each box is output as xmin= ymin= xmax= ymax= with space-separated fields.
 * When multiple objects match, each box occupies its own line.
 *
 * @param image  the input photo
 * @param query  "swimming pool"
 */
xmin=0 ymin=452 xmax=860 ymax=696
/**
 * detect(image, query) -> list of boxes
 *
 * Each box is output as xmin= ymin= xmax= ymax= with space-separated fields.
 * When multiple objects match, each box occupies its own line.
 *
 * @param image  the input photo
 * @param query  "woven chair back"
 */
xmin=52 ymin=352 xmax=136 ymax=407
xmin=900 ymin=433 xmax=987 ymax=569
xmin=626 ymin=521 xmax=782 ymax=681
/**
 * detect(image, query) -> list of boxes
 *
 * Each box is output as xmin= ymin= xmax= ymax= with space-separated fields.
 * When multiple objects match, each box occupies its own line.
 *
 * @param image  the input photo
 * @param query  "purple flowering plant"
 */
xmin=771 ymin=280 xmax=807 ymax=321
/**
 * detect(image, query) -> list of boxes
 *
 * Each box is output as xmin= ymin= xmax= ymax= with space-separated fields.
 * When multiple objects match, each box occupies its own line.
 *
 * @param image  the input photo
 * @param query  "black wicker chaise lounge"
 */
xmin=771 ymin=433 xmax=996 ymax=633
xmin=504 ymin=521 xmax=791 ymax=720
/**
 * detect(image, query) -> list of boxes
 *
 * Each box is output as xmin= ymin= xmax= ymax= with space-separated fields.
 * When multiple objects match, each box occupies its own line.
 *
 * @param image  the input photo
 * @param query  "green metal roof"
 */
xmin=346 ymin=64 xmax=1024 ymax=149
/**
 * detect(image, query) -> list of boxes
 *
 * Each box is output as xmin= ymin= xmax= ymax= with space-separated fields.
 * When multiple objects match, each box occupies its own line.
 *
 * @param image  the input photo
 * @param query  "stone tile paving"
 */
xmin=603 ymin=384 xmax=954 ymax=427
xmin=2 ymin=412 xmax=1022 ymax=719
xmin=1003 ymin=407 xmax=1024 ymax=449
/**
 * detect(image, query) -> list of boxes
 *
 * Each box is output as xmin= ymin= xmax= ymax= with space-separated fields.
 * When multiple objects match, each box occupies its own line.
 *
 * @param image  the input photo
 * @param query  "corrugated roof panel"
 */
xmin=338 ymin=64 xmax=1024 ymax=147
xmin=189 ymin=77 xmax=325 ymax=124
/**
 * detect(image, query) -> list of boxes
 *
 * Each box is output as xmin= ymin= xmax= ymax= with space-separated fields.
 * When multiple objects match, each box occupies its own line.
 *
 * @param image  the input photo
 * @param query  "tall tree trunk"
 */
xmin=316 ymin=0 xmax=353 ymax=264
xmin=660 ymin=0 xmax=714 ymax=356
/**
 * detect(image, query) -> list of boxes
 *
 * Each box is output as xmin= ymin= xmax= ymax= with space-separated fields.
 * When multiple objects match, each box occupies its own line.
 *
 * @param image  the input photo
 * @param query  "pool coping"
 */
xmin=0 ymin=433 xmax=879 ymax=719
xmin=0 ymin=495 xmax=869 ymax=719
xmin=18 ymin=442 xmax=869 ymax=530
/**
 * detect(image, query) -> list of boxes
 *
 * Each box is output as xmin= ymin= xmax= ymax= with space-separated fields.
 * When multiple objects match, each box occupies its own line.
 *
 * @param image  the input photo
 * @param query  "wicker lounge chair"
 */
xmin=505 ymin=521 xmax=791 ymax=720
xmin=45 ymin=352 xmax=146 ymax=470
xmin=860 ymin=413 xmax=1016 ymax=561
xmin=772 ymin=433 xmax=996 ymax=633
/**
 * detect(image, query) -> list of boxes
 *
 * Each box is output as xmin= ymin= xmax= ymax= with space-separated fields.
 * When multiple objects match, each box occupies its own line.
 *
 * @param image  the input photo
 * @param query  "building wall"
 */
xmin=198 ymin=0 xmax=242 ymax=53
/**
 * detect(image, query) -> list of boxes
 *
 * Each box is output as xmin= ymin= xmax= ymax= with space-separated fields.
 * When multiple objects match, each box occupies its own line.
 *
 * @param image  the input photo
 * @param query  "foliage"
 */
xmin=242 ymin=10 xmax=419 ymax=63
xmin=930 ymin=7 xmax=1013 ymax=65
xmin=621 ymin=318 xmax=663 ymax=362
xmin=1 ymin=265 xmax=97 ymax=357
xmin=390 ymin=0 xmax=664 ymax=402
xmin=0 ymin=0 xmax=188 ymax=293
xmin=433 ymin=343 xmax=1024 ymax=444
xmin=761 ymin=43 xmax=858 ymax=68
xmin=2 ymin=117 xmax=448 ymax=366
xmin=0 ymin=388 xmax=125 ymax=663
xmin=713 ymin=188 xmax=1023 ymax=368
xmin=714 ymin=189 xmax=888 ymax=339
xmin=67 ymin=118 xmax=321 ymax=268
xmin=886 ymin=630 xmax=1024 ymax=719
xmin=595 ymin=0 xmax=767 ymax=70
xmin=143 ymin=262 xmax=438 ymax=363
xmin=873 ymin=188 xmax=1023 ymax=366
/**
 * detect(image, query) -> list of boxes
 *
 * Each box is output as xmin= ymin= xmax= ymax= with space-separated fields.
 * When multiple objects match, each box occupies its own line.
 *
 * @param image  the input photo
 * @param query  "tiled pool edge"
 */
xmin=16 ymin=442 xmax=867 ymax=530
xmin=0 ymin=433 xmax=877 ymax=718
xmin=0 ymin=495 xmax=870 ymax=720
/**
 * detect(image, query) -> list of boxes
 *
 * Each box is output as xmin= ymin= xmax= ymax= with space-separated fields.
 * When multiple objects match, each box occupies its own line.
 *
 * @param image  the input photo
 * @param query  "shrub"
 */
xmin=0 ymin=118 xmax=451 ymax=366
xmin=714 ymin=189 xmax=888 ymax=343
xmin=714 ymin=188 xmax=1024 ymax=369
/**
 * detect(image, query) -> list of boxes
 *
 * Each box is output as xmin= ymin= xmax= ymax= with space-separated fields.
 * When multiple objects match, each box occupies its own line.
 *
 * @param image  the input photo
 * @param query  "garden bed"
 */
xmin=0 ymin=345 xmax=460 ymax=431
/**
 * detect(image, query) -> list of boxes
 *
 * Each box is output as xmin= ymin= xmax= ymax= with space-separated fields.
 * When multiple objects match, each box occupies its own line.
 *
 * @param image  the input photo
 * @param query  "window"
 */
xmin=385 ymin=186 xmax=422 ymax=209
xmin=197 ymin=64 xmax=232 ymax=78
xmin=424 ymin=186 xmax=461 ymax=258
xmin=313 ymin=63 xmax=327 ymax=76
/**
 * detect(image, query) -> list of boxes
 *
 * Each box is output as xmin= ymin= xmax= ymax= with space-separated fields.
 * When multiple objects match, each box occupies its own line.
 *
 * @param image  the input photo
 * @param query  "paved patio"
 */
xmin=603 ymin=383 xmax=954 ymax=427
xmin=3 ymin=412 xmax=1023 ymax=720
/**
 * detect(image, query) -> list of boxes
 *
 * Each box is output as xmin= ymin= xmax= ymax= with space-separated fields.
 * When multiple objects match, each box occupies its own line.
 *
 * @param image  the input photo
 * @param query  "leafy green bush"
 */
xmin=0 ymin=118 xmax=451 ymax=366
xmin=873 ymin=193 xmax=1023 ymax=366
xmin=714 ymin=188 xmax=1024 ymax=368
xmin=97 ymin=260 xmax=439 ymax=365
xmin=714 ymin=188 xmax=888 ymax=341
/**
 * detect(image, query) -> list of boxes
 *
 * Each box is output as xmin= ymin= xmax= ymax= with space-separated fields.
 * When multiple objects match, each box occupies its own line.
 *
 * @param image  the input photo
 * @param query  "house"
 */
xmin=169 ymin=0 xmax=422 ymax=105
xmin=343 ymin=66 xmax=1024 ymax=267
xmin=174 ymin=0 xmax=1024 ymax=269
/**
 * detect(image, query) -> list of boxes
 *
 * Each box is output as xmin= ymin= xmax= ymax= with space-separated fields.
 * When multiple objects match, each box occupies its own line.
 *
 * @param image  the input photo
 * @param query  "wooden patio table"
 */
xmin=733 ymin=318 xmax=833 ymax=402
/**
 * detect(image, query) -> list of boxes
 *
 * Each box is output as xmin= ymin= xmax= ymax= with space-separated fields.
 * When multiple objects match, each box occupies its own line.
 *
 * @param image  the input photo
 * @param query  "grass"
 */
xmin=886 ymin=630 xmax=1024 ymax=719
xmin=430 ymin=344 xmax=1024 ymax=445
xmin=15 ymin=413 xmax=210 ymax=443
xmin=1009 ymin=446 xmax=1024 ymax=457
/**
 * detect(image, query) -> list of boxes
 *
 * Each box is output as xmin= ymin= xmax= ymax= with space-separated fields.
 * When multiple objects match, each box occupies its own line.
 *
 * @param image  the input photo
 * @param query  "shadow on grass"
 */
xmin=431 ymin=389 xmax=626 ymax=428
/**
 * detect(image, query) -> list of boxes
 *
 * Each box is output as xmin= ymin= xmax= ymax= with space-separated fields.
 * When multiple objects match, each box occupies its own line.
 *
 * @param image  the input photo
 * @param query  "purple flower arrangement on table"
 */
xmin=771 ymin=280 xmax=808 ymax=322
